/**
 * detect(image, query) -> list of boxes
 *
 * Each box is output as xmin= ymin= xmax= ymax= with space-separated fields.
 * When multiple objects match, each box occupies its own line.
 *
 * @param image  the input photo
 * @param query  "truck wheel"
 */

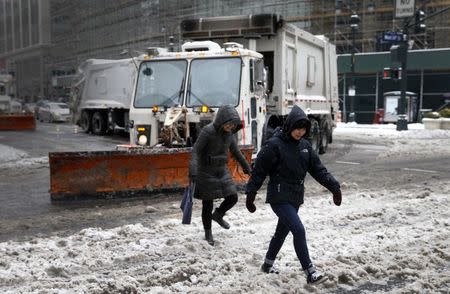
xmin=309 ymin=119 xmax=320 ymax=154
xmin=80 ymin=111 xmax=91 ymax=133
xmin=319 ymin=124 xmax=329 ymax=154
xmin=92 ymin=111 xmax=106 ymax=135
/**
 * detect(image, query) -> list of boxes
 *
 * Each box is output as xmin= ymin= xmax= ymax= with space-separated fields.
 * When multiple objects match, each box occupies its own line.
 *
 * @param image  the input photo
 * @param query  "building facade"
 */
xmin=0 ymin=0 xmax=449 ymax=102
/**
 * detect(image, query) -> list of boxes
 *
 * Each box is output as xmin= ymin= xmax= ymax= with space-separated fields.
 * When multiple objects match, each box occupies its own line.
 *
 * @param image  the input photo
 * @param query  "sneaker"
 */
xmin=261 ymin=263 xmax=280 ymax=274
xmin=305 ymin=264 xmax=327 ymax=284
xmin=212 ymin=209 xmax=230 ymax=229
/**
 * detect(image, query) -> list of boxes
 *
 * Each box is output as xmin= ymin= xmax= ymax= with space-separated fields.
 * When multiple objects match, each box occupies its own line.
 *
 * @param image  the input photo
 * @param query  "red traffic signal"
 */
xmin=382 ymin=67 xmax=402 ymax=80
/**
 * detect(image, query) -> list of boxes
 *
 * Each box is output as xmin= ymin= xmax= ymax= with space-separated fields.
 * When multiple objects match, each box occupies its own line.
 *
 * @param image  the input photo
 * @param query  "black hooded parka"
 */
xmin=246 ymin=105 xmax=340 ymax=207
xmin=189 ymin=105 xmax=251 ymax=200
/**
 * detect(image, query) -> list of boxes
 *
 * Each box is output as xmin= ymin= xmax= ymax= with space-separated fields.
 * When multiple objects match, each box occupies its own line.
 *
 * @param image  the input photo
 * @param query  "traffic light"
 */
xmin=349 ymin=14 xmax=361 ymax=29
xmin=415 ymin=9 xmax=426 ymax=34
xmin=383 ymin=67 xmax=402 ymax=80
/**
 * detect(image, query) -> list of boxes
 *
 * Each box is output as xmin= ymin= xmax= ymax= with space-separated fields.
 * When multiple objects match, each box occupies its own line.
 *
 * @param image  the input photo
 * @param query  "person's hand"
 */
xmin=246 ymin=193 xmax=256 ymax=213
xmin=332 ymin=189 xmax=342 ymax=206
xmin=243 ymin=166 xmax=252 ymax=175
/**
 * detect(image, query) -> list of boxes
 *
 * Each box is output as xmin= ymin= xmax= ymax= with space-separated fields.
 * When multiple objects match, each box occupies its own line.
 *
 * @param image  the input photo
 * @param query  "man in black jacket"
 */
xmin=189 ymin=105 xmax=251 ymax=246
xmin=245 ymin=105 xmax=342 ymax=284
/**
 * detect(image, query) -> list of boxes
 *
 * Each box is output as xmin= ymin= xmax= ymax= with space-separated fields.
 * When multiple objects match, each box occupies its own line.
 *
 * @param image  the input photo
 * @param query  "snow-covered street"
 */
xmin=0 ymin=123 xmax=449 ymax=293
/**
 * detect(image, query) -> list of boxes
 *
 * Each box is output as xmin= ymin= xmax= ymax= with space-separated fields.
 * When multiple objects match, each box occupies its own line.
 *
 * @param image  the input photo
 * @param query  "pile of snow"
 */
xmin=0 ymin=144 xmax=28 ymax=163
xmin=335 ymin=123 xmax=450 ymax=159
xmin=0 ymin=184 xmax=449 ymax=293
xmin=0 ymin=123 xmax=449 ymax=293
xmin=0 ymin=144 xmax=48 ymax=169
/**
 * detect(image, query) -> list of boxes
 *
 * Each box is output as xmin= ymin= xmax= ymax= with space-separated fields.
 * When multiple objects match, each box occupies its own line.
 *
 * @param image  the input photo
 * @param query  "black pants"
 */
xmin=265 ymin=203 xmax=312 ymax=270
xmin=202 ymin=194 xmax=238 ymax=230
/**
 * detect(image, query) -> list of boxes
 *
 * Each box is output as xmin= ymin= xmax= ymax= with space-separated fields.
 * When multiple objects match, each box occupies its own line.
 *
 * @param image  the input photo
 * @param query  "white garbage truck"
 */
xmin=71 ymin=58 xmax=137 ymax=135
xmin=128 ymin=14 xmax=338 ymax=155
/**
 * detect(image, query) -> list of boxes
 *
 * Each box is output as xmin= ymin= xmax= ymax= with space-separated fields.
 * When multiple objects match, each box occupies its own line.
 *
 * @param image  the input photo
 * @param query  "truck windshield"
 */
xmin=134 ymin=60 xmax=187 ymax=108
xmin=186 ymin=57 xmax=241 ymax=107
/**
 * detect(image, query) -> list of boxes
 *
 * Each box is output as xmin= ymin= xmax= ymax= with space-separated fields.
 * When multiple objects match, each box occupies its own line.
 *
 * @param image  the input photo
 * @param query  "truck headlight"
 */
xmin=138 ymin=134 xmax=148 ymax=145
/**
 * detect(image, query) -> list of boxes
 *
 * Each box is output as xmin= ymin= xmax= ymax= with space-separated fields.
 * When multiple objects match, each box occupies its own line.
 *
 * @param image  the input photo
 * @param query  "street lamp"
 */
xmin=348 ymin=13 xmax=360 ymax=122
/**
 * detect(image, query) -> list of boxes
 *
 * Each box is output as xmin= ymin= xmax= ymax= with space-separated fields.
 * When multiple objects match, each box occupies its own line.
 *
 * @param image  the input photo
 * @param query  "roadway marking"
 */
xmin=364 ymin=149 xmax=381 ymax=153
xmin=336 ymin=161 xmax=361 ymax=165
xmin=402 ymin=168 xmax=437 ymax=174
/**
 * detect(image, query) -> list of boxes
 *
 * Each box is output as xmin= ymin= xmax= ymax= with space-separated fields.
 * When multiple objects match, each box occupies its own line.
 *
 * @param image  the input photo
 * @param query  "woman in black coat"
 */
xmin=245 ymin=105 xmax=342 ymax=284
xmin=189 ymin=105 xmax=251 ymax=246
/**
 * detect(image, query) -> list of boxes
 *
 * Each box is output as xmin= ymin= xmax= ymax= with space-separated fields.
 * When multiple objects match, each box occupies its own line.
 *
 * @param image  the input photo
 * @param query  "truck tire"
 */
xmin=309 ymin=118 xmax=320 ymax=154
xmin=319 ymin=122 xmax=329 ymax=155
xmin=80 ymin=111 xmax=91 ymax=133
xmin=92 ymin=111 xmax=106 ymax=135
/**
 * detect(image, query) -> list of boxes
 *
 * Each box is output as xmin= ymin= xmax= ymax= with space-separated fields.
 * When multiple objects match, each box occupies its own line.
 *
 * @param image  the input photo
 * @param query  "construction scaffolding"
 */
xmin=1 ymin=0 xmax=449 ymax=100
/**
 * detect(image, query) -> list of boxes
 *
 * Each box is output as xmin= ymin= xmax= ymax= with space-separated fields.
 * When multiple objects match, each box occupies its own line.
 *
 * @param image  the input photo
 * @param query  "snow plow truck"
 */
xmin=49 ymin=14 xmax=338 ymax=200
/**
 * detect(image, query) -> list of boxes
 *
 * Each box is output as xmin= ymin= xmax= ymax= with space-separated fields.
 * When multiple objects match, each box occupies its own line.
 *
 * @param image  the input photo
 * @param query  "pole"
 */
xmin=349 ymin=25 xmax=356 ymax=122
xmin=396 ymin=19 xmax=409 ymax=131
xmin=375 ymin=71 xmax=379 ymax=113
xmin=396 ymin=43 xmax=408 ymax=131
xmin=343 ymin=74 xmax=347 ymax=122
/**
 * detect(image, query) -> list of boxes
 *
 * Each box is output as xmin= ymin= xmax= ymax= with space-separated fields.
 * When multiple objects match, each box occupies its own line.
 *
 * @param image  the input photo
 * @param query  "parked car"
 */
xmin=23 ymin=102 xmax=36 ymax=114
xmin=37 ymin=102 xmax=71 ymax=122
xmin=34 ymin=99 xmax=50 ymax=118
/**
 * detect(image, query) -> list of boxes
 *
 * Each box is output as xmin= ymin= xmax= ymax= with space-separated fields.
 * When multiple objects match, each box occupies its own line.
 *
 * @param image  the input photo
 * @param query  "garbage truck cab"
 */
xmin=129 ymin=41 xmax=267 ymax=153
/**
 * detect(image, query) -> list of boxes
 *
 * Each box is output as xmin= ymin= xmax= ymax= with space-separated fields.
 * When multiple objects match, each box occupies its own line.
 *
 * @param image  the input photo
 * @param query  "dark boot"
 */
xmin=204 ymin=229 xmax=215 ymax=246
xmin=212 ymin=209 xmax=230 ymax=229
xmin=261 ymin=263 xmax=280 ymax=274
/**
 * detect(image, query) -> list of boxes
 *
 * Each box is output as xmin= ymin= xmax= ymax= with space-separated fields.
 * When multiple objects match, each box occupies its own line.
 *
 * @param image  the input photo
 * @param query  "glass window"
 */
xmin=286 ymin=47 xmax=296 ymax=90
xmin=251 ymin=120 xmax=257 ymax=148
xmin=187 ymin=57 xmax=241 ymax=107
xmin=21 ymin=0 xmax=29 ymax=48
xmin=307 ymin=55 xmax=316 ymax=87
xmin=13 ymin=0 xmax=20 ymax=49
xmin=30 ymin=0 xmax=39 ymax=45
xmin=134 ymin=60 xmax=187 ymax=108
xmin=250 ymin=97 xmax=256 ymax=119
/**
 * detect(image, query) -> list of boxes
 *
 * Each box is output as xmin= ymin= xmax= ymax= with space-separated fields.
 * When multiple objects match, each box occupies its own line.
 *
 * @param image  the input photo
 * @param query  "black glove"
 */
xmin=246 ymin=193 xmax=256 ymax=213
xmin=332 ymin=189 xmax=342 ymax=206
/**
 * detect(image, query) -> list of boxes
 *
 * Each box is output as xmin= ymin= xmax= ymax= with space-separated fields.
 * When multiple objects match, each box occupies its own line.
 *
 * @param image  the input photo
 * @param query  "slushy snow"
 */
xmin=0 ymin=123 xmax=449 ymax=293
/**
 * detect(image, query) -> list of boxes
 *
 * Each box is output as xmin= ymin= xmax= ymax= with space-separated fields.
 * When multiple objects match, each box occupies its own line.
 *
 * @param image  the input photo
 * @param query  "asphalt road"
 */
xmin=0 ymin=121 xmax=449 ymax=243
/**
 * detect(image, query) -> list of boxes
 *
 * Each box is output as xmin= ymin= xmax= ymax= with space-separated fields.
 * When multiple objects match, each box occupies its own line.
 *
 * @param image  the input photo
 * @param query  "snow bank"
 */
xmin=335 ymin=123 xmax=450 ymax=159
xmin=0 ymin=144 xmax=28 ymax=163
xmin=0 ymin=143 xmax=48 ymax=169
xmin=0 ymin=124 xmax=449 ymax=293
xmin=0 ymin=185 xmax=449 ymax=293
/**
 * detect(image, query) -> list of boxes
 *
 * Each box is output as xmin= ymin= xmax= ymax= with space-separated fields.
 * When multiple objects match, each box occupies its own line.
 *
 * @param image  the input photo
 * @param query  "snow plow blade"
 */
xmin=0 ymin=114 xmax=36 ymax=130
xmin=49 ymin=146 xmax=253 ymax=200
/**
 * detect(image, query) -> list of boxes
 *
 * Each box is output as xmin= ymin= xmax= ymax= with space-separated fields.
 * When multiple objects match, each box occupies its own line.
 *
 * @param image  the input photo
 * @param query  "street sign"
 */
xmin=395 ymin=0 xmax=415 ymax=18
xmin=383 ymin=32 xmax=405 ymax=42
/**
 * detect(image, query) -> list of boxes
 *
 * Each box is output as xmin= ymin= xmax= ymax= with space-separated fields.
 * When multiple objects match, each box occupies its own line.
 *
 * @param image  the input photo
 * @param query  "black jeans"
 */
xmin=265 ymin=203 xmax=312 ymax=270
xmin=202 ymin=194 xmax=238 ymax=230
